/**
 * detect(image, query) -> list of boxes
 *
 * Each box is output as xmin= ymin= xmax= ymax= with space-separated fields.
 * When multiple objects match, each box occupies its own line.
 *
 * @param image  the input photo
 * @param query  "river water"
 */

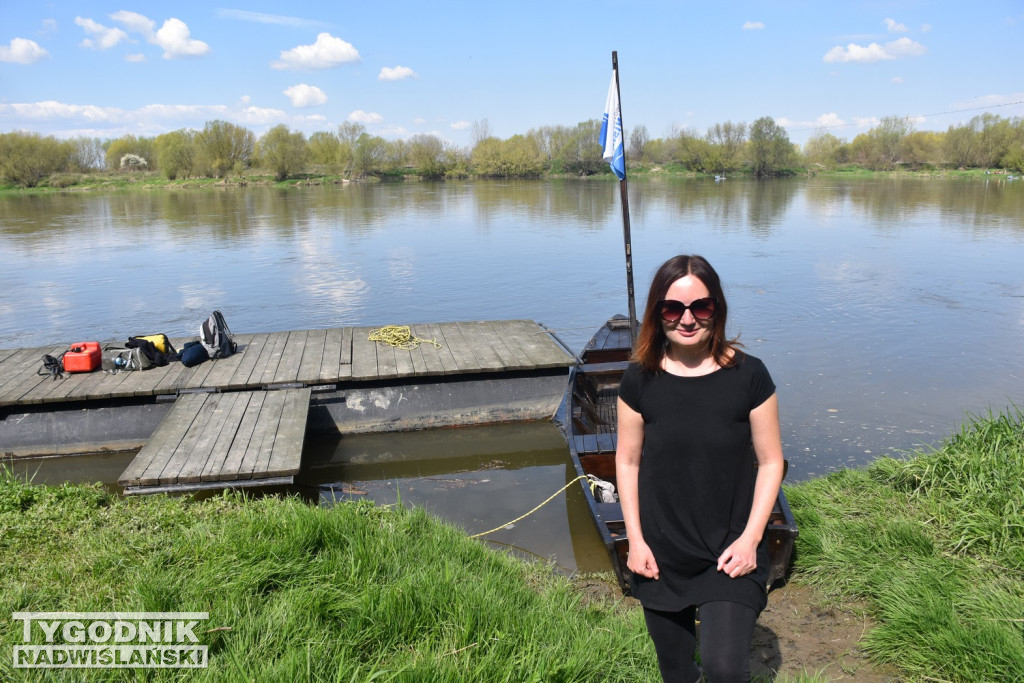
xmin=3 ymin=176 xmax=1023 ymax=573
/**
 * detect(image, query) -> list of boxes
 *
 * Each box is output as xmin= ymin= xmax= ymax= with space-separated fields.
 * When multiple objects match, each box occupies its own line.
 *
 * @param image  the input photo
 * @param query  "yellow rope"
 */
xmin=469 ymin=475 xmax=589 ymax=539
xmin=368 ymin=324 xmax=441 ymax=350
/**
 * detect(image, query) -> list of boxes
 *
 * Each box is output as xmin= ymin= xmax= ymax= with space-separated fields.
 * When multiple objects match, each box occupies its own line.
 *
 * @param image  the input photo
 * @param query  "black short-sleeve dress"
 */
xmin=618 ymin=352 xmax=776 ymax=613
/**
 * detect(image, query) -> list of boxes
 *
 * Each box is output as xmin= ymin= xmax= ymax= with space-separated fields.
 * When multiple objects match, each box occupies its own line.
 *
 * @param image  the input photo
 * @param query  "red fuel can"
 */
xmin=63 ymin=341 xmax=101 ymax=373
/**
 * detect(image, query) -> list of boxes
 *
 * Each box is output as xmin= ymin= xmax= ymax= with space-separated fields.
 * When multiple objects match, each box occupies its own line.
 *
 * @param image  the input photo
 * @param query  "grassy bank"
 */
xmin=2 ymin=408 xmax=1023 ymax=681
xmin=0 ymin=165 xmax=1010 ymax=195
xmin=0 ymin=480 xmax=656 ymax=681
xmin=786 ymin=408 xmax=1024 ymax=681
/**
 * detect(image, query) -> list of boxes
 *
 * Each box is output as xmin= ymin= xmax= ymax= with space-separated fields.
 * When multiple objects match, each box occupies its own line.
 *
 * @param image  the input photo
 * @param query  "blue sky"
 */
xmin=1 ymin=2 xmax=1021 ymax=148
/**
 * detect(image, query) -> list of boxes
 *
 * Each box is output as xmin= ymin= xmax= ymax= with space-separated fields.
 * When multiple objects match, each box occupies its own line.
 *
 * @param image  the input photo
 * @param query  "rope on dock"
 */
xmin=469 ymin=475 xmax=590 ymax=539
xmin=368 ymin=325 xmax=441 ymax=350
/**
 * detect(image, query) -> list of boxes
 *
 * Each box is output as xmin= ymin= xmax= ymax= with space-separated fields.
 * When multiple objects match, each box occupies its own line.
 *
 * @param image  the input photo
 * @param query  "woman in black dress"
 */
xmin=616 ymin=254 xmax=785 ymax=683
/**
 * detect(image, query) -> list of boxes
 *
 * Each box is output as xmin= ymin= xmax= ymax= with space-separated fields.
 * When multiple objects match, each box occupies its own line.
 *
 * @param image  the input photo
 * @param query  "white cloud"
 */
xmin=40 ymin=19 xmax=58 ymax=37
xmin=108 ymin=12 xmax=209 ymax=59
xmin=272 ymin=33 xmax=359 ymax=70
xmin=125 ymin=53 xmax=146 ymax=63
xmin=110 ymin=11 xmax=156 ymax=36
xmin=75 ymin=17 xmax=129 ymax=49
xmin=816 ymin=112 xmax=845 ymax=128
xmin=349 ymin=110 xmax=383 ymax=124
xmin=823 ymin=37 xmax=926 ymax=63
xmin=884 ymin=18 xmax=907 ymax=33
xmin=853 ymin=115 xmax=880 ymax=129
xmin=379 ymin=65 xmax=417 ymax=81
xmin=886 ymin=37 xmax=927 ymax=58
xmin=154 ymin=18 xmax=209 ymax=58
xmin=742 ymin=21 xmax=765 ymax=30
xmin=0 ymin=38 xmax=49 ymax=64
xmin=215 ymin=9 xmax=329 ymax=29
xmin=450 ymin=120 xmax=471 ymax=130
xmin=891 ymin=76 xmax=904 ymax=84
xmin=283 ymin=84 xmax=327 ymax=107
xmin=0 ymin=99 xmax=336 ymax=139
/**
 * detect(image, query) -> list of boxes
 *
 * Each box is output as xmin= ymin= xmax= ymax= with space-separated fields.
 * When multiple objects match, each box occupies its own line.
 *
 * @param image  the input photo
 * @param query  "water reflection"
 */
xmin=305 ymin=423 xmax=610 ymax=575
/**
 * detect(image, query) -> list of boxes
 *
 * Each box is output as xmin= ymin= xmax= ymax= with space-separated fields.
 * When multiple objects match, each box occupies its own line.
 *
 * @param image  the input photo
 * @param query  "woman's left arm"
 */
xmin=717 ymin=393 xmax=786 ymax=578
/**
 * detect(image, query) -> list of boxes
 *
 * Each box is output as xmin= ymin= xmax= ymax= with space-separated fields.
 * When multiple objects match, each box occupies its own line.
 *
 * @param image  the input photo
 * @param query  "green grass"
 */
xmin=3 ymin=408 xmax=1023 ymax=680
xmin=0 ymin=476 xmax=657 ymax=681
xmin=785 ymin=407 xmax=1024 ymax=681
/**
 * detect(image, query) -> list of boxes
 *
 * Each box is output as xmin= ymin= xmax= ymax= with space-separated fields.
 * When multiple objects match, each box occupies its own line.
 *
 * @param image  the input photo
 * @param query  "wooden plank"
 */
xmin=236 ymin=390 xmax=286 ymax=479
xmin=464 ymin=320 xmax=528 ymax=371
xmin=77 ymin=365 xmax=136 ymax=401
xmin=217 ymin=392 xmax=266 ymax=481
xmin=457 ymin=321 xmax=506 ymax=371
xmin=249 ymin=390 xmax=289 ymax=478
xmin=266 ymin=387 xmax=310 ymax=477
xmin=19 ymin=366 xmax=98 ymax=404
xmin=145 ymin=361 xmax=190 ymax=396
xmin=177 ymin=393 xmax=239 ymax=484
xmin=125 ymin=362 xmax=181 ymax=397
xmin=0 ymin=347 xmax=21 ymax=364
xmin=392 ymin=342 xmax=416 ymax=379
xmin=66 ymin=368 xmax=118 ymax=399
xmin=407 ymin=323 xmax=445 ymax=375
xmin=500 ymin=320 xmax=572 ymax=367
xmin=272 ymin=330 xmax=307 ymax=385
xmin=318 ymin=327 xmax=344 ymax=383
xmin=370 ymin=333 xmax=400 ymax=380
xmin=296 ymin=328 xmax=327 ymax=384
xmin=435 ymin=323 xmax=481 ymax=373
xmin=200 ymin=392 xmax=253 ymax=482
xmin=0 ymin=345 xmax=67 ymax=406
xmin=255 ymin=332 xmax=289 ymax=386
xmin=200 ymin=334 xmax=254 ymax=389
xmin=350 ymin=327 xmax=380 ymax=380
xmin=225 ymin=333 xmax=269 ymax=390
xmin=420 ymin=322 xmax=460 ymax=374
xmin=122 ymin=394 xmax=206 ymax=486
xmin=155 ymin=393 xmax=225 ymax=485
xmin=337 ymin=326 xmax=353 ymax=380
xmin=0 ymin=346 xmax=57 ymax=394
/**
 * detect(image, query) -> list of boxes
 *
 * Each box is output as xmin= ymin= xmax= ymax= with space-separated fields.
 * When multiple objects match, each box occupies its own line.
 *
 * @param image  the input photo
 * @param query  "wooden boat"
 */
xmin=558 ymin=315 xmax=798 ymax=595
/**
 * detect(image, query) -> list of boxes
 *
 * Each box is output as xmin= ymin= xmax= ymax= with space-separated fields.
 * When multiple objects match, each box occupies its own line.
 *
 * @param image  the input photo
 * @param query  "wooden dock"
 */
xmin=0 ymin=320 xmax=571 ymax=408
xmin=0 ymin=321 xmax=575 ymax=494
xmin=118 ymin=388 xmax=311 ymax=494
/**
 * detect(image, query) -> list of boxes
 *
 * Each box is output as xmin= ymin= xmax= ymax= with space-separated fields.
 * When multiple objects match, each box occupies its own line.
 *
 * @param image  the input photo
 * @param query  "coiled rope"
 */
xmin=469 ymin=474 xmax=592 ymax=539
xmin=368 ymin=325 xmax=441 ymax=350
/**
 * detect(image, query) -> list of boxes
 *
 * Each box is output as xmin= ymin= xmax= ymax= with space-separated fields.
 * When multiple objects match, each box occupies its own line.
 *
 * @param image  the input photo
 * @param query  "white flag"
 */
xmin=599 ymin=70 xmax=626 ymax=179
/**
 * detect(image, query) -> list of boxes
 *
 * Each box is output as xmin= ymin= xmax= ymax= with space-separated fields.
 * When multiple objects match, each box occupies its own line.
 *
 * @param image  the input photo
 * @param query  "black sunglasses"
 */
xmin=657 ymin=297 xmax=717 ymax=322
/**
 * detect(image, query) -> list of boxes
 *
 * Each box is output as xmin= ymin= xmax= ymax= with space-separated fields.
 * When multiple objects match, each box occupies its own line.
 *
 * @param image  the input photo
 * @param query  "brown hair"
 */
xmin=631 ymin=254 xmax=741 ymax=372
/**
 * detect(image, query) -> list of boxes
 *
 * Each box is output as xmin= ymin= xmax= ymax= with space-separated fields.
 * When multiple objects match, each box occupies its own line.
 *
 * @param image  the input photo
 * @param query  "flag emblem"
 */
xmin=600 ymin=71 xmax=626 ymax=179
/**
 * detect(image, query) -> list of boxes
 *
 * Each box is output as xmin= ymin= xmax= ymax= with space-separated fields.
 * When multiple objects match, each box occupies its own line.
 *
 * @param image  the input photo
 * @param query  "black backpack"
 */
xmin=200 ymin=310 xmax=237 ymax=359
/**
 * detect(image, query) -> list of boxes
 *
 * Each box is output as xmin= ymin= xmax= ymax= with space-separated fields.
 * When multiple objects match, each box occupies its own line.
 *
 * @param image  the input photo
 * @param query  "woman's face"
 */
xmin=660 ymin=275 xmax=714 ymax=353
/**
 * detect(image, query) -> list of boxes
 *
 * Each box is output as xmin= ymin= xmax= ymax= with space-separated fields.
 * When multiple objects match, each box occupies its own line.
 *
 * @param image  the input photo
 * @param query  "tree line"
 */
xmin=1 ymin=113 xmax=1022 ymax=189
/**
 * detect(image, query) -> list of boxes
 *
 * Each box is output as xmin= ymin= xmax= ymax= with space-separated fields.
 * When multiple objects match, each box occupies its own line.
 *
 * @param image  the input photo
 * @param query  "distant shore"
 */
xmin=2 ymin=165 xmax=1016 ymax=196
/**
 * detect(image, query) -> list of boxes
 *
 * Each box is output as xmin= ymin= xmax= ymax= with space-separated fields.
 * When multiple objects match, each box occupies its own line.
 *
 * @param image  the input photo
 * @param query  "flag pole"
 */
xmin=611 ymin=51 xmax=638 ymax=347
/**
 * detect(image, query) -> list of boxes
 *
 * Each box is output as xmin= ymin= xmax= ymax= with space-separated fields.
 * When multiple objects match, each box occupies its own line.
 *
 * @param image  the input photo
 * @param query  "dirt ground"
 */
xmin=575 ymin=578 xmax=901 ymax=681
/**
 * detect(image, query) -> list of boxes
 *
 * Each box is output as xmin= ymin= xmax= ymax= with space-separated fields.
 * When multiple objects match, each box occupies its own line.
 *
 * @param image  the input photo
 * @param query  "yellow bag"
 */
xmin=134 ymin=334 xmax=171 ymax=353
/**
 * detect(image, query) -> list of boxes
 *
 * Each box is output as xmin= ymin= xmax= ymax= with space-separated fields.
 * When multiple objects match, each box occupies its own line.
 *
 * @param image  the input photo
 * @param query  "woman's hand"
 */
xmin=717 ymin=534 xmax=759 ymax=578
xmin=627 ymin=538 xmax=660 ymax=579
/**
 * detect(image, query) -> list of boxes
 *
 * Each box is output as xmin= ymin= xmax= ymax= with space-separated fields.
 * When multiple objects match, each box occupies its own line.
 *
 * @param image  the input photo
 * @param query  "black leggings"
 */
xmin=642 ymin=601 xmax=757 ymax=683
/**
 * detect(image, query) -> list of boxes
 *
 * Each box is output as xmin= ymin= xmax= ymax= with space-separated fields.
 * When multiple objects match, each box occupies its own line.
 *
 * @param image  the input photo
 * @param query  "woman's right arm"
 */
xmin=616 ymin=397 xmax=660 ymax=580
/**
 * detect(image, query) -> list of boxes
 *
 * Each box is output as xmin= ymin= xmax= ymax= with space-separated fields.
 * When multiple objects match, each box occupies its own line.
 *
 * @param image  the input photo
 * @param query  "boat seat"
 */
xmin=578 ymin=360 xmax=630 ymax=376
xmin=596 ymin=501 xmax=624 ymax=524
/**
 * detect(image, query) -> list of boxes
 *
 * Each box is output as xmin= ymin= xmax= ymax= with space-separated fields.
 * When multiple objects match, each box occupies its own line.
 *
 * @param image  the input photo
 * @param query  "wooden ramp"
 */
xmin=118 ymin=387 xmax=311 ymax=495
